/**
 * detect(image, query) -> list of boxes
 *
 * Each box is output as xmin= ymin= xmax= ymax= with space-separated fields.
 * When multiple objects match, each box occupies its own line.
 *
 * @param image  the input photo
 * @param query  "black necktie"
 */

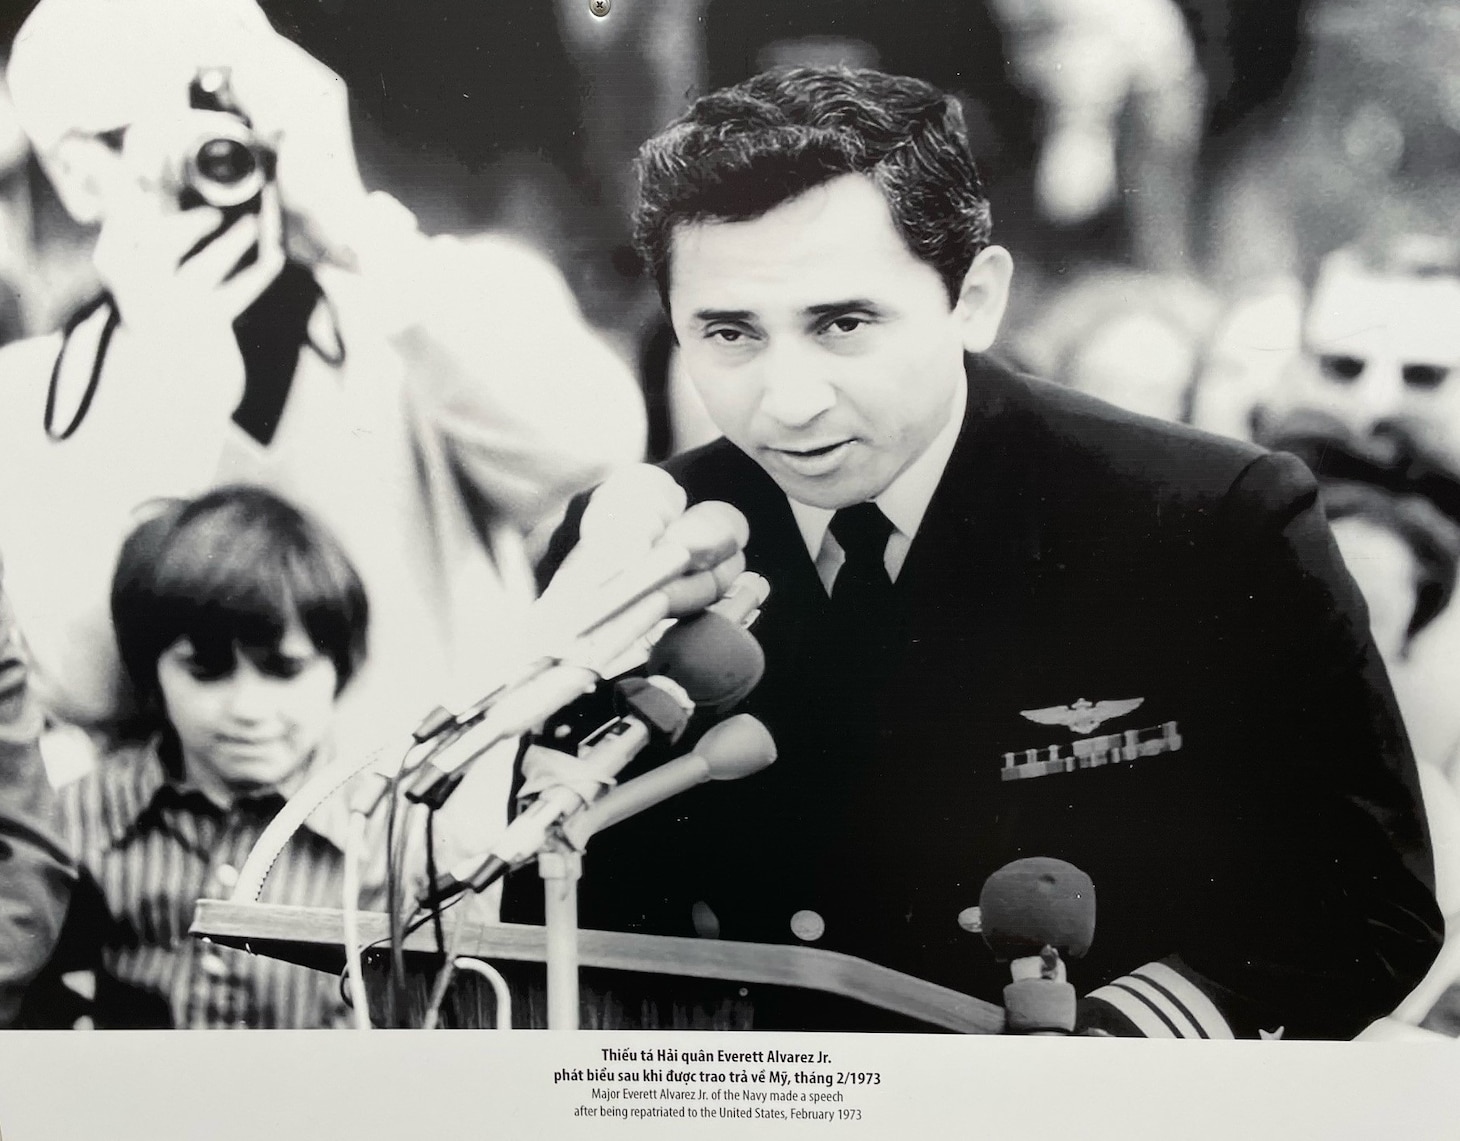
xmin=828 ymin=502 xmax=895 ymax=611
xmin=817 ymin=502 xmax=898 ymax=755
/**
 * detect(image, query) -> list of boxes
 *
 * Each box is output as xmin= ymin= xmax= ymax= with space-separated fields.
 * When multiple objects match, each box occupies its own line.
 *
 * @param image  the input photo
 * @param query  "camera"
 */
xmin=177 ymin=67 xmax=274 ymax=212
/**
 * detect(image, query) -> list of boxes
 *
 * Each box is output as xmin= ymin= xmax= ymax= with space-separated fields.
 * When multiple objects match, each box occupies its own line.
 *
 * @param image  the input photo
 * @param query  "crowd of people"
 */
xmin=0 ymin=0 xmax=1456 ymax=1039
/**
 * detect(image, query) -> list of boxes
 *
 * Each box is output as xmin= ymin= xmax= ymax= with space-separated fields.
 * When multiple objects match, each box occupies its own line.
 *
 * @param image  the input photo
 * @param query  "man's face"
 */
xmin=1289 ymin=254 xmax=1460 ymax=464
xmin=156 ymin=620 xmax=338 ymax=800
xmin=667 ymin=174 xmax=974 ymax=510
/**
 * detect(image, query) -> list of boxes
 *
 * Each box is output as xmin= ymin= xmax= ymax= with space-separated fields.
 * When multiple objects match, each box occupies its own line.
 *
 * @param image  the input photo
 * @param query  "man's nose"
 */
xmin=757 ymin=346 xmax=837 ymax=427
xmin=1349 ymin=363 xmax=1407 ymax=432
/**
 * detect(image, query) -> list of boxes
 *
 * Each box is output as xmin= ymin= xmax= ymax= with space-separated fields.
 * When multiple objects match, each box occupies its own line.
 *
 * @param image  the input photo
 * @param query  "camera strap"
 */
xmin=43 ymin=292 xmax=119 ymax=442
xmin=233 ymin=262 xmax=330 ymax=446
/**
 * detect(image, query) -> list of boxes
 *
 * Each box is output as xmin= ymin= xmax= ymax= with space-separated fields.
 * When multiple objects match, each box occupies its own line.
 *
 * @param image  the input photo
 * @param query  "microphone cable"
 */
xmin=381 ymin=712 xmax=476 ymax=1025
xmin=341 ymin=809 xmax=371 ymax=1030
xmin=424 ymin=808 xmax=449 ymax=975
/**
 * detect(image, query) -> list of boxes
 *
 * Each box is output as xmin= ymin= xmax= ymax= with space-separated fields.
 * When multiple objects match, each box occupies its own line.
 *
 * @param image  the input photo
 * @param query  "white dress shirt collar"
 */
xmin=787 ymin=378 xmax=966 ymax=587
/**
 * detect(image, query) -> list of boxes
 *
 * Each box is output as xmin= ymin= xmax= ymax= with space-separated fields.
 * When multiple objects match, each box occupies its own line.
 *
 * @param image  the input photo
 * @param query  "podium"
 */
xmin=190 ymin=899 xmax=1004 ymax=1032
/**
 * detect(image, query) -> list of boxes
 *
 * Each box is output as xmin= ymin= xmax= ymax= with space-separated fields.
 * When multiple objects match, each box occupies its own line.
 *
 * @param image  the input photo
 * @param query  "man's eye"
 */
xmin=1402 ymin=363 xmax=1450 ymax=390
xmin=707 ymin=327 xmax=751 ymax=344
xmin=824 ymin=316 xmax=867 ymax=335
xmin=1318 ymin=354 xmax=1366 ymax=382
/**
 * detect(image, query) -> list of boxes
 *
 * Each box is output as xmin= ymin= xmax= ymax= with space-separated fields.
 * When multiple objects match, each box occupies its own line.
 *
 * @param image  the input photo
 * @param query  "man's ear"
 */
xmin=38 ymin=135 xmax=119 ymax=225
xmin=955 ymin=245 xmax=1014 ymax=354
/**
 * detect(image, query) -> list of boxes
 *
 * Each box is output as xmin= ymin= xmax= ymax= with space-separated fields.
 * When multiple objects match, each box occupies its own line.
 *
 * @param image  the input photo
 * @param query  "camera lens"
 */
xmin=194 ymin=137 xmax=258 ymax=187
xmin=183 ymin=120 xmax=270 ymax=210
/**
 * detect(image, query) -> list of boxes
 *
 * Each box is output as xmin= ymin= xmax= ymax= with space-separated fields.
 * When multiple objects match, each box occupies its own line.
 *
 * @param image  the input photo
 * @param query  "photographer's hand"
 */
xmin=93 ymin=176 xmax=286 ymax=343
xmin=227 ymin=36 xmax=374 ymax=270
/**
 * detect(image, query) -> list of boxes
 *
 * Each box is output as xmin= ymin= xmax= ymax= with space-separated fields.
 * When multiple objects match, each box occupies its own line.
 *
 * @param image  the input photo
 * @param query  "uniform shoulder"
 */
xmin=977 ymin=361 xmax=1276 ymax=508
xmin=660 ymin=437 xmax=776 ymax=506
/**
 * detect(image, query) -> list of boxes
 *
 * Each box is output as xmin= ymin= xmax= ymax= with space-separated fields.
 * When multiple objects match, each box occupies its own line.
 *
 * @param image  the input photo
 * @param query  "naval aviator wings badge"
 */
xmin=1004 ymin=697 xmax=1182 ymax=782
xmin=1020 ymin=697 xmax=1144 ymax=735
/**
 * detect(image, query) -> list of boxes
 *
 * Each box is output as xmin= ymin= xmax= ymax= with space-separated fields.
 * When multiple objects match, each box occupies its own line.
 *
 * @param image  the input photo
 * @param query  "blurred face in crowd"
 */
xmin=156 ymin=619 xmax=338 ymax=802
xmin=1067 ymin=310 xmax=1196 ymax=423
xmin=668 ymin=173 xmax=1011 ymax=510
xmin=1290 ymin=252 xmax=1460 ymax=465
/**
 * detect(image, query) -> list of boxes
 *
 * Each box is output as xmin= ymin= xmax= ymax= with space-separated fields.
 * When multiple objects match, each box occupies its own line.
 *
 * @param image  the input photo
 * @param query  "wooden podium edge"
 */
xmin=192 ymin=899 xmax=1003 ymax=1033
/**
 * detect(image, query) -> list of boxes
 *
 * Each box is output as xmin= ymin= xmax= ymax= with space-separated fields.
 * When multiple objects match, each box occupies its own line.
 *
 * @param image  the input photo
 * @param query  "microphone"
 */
xmin=536 ymin=570 xmax=770 ymax=749
xmin=576 ymin=463 xmax=688 ymax=554
xmin=644 ymin=572 xmax=768 ymax=715
xmin=560 ymin=714 xmax=777 ymax=849
xmin=533 ymin=499 xmax=750 ymax=662
xmin=979 ymin=857 xmax=1096 ymax=1035
xmin=419 ymin=675 xmax=696 ymax=906
xmin=418 ymin=613 xmax=769 ymax=902
xmin=402 ymin=501 xmax=752 ymax=807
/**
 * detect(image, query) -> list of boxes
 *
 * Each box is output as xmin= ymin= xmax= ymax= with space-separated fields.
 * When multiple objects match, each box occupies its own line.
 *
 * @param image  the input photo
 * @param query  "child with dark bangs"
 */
xmin=29 ymin=485 xmax=387 ymax=1028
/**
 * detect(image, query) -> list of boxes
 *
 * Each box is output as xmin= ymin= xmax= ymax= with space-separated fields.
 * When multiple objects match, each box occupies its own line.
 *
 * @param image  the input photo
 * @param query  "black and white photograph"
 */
xmin=0 ymin=0 xmax=1455 ymax=1136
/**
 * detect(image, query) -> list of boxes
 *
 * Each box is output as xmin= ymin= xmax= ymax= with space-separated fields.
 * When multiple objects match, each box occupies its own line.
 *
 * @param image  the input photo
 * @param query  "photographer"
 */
xmin=0 ymin=0 xmax=646 ymax=776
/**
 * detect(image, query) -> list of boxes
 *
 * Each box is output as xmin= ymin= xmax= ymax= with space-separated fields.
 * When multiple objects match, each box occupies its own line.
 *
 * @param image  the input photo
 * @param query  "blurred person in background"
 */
xmin=0 ymin=49 xmax=95 ymax=344
xmin=1207 ymin=0 xmax=1460 ymax=292
xmin=985 ymin=0 xmax=1204 ymax=278
xmin=1186 ymin=278 xmax=1305 ymax=443
xmin=1262 ymin=236 xmax=1460 ymax=466
xmin=0 ymin=0 xmax=646 ymax=804
xmin=1258 ymin=234 xmax=1460 ymax=789
xmin=0 ymin=560 xmax=73 ymax=1027
xmin=1004 ymin=267 xmax=1218 ymax=423
xmin=1261 ymin=427 xmax=1460 ymax=1037
xmin=1240 ymin=240 xmax=1460 ymax=1031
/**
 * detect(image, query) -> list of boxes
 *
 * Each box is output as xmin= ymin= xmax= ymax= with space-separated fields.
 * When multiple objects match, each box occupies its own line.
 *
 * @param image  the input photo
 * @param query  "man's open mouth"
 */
xmin=778 ymin=440 xmax=852 ymax=458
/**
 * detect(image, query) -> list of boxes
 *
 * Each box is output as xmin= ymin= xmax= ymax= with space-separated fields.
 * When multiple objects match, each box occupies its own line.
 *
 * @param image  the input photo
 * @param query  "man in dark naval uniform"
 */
xmin=511 ymin=68 xmax=1443 ymax=1039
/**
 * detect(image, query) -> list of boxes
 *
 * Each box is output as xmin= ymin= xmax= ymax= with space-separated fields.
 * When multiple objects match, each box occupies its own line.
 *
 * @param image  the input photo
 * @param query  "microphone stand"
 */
xmin=530 ymin=710 xmax=779 ymax=1031
xmin=538 ymin=831 xmax=584 ymax=1030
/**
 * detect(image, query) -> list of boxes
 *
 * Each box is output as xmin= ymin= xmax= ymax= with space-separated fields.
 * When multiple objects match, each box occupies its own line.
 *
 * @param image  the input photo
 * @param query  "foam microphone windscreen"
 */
xmin=647 ymin=609 xmax=765 ymax=712
xmin=979 ymin=857 xmax=1095 ymax=962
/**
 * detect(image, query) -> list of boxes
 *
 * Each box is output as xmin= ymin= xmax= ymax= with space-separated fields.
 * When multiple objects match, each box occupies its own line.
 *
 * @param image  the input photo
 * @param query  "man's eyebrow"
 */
xmin=804 ymin=299 xmax=883 ymax=319
xmin=691 ymin=308 xmax=756 ymax=324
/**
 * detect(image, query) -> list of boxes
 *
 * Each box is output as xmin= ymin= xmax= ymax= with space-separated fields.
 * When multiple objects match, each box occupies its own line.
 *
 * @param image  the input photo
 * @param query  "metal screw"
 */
xmin=589 ymin=0 xmax=610 ymax=16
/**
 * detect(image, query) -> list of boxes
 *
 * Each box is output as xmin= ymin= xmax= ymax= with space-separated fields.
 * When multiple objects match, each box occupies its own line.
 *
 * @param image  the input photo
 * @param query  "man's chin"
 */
xmin=765 ymin=471 xmax=878 ymax=511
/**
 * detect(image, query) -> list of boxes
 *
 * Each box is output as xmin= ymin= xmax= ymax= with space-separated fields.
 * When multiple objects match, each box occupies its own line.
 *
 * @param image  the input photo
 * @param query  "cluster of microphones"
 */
xmin=390 ymin=479 xmax=780 ymax=912
xmin=415 ymin=571 xmax=777 ymax=909
xmin=381 ymin=470 xmax=1100 ymax=1034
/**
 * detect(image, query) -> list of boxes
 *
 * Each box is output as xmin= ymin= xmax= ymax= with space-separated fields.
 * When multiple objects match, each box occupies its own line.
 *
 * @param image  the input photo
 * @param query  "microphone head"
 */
xmin=666 ymin=501 xmax=750 ymax=571
xmin=615 ymin=675 xmax=694 ymax=743
xmin=578 ymin=464 xmax=687 ymax=549
xmin=694 ymin=714 xmax=777 ymax=781
xmin=647 ymin=609 xmax=765 ymax=711
xmin=979 ymin=857 xmax=1095 ymax=962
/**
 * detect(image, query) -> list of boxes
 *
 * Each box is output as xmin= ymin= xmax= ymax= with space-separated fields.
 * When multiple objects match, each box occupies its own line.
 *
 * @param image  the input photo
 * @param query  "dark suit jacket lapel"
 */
xmin=897 ymin=355 xmax=1045 ymax=642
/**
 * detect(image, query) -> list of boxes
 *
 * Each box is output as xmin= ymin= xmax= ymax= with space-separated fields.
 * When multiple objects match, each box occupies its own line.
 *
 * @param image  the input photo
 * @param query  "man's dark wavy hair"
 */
xmin=633 ymin=67 xmax=993 ymax=310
